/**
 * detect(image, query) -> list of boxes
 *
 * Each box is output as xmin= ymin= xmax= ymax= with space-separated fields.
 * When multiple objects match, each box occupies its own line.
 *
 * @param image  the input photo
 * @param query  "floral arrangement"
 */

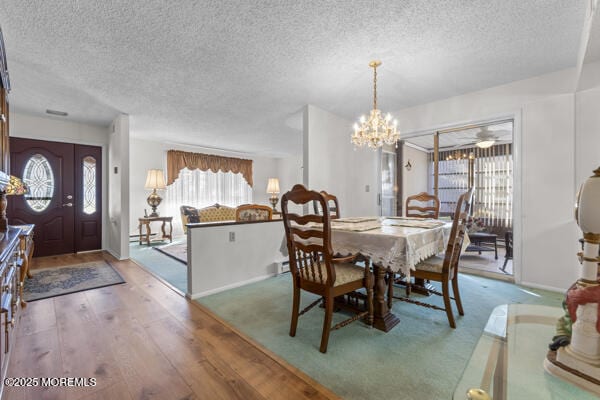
xmin=465 ymin=216 xmax=485 ymax=233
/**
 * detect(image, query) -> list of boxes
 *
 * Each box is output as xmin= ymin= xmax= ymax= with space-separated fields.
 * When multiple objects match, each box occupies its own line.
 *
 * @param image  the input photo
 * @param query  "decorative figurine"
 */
xmin=544 ymin=167 xmax=600 ymax=394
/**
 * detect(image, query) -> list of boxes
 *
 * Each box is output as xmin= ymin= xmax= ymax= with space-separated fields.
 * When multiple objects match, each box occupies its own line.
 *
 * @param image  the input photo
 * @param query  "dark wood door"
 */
xmin=8 ymin=138 xmax=102 ymax=256
xmin=74 ymin=144 xmax=102 ymax=252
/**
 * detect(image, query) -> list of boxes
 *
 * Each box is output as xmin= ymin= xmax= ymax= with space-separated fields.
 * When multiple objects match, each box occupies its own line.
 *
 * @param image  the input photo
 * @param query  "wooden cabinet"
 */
xmin=0 ymin=25 xmax=22 ymax=398
xmin=14 ymin=224 xmax=34 ymax=306
xmin=0 ymin=227 xmax=22 ymax=386
xmin=0 ymin=26 xmax=10 ymax=174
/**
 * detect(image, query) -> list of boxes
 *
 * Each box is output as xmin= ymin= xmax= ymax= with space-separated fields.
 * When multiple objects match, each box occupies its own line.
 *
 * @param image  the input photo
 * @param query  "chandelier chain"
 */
xmin=373 ymin=64 xmax=377 ymax=110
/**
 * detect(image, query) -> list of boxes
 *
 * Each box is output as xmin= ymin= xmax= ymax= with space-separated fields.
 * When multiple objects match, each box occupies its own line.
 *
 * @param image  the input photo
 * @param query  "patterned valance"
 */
xmin=167 ymin=150 xmax=253 ymax=187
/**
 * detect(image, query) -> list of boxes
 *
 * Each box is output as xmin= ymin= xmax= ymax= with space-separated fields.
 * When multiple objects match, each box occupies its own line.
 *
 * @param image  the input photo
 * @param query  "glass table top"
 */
xmin=453 ymin=304 xmax=598 ymax=400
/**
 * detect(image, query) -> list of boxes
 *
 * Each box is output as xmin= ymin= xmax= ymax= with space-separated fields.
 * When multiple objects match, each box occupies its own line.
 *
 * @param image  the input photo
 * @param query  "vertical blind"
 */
xmin=428 ymin=143 xmax=512 ymax=228
xmin=164 ymin=168 xmax=253 ymax=231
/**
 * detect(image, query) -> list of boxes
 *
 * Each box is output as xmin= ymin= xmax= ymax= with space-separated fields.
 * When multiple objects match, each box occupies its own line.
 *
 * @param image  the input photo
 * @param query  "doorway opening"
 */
xmin=399 ymin=120 xmax=514 ymax=277
xmin=8 ymin=137 xmax=102 ymax=257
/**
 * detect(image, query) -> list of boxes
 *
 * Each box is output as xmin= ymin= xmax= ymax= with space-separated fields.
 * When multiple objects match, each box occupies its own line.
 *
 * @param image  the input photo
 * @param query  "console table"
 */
xmin=454 ymin=304 xmax=597 ymax=400
xmin=138 ymin=216 xmax=173 ymax=245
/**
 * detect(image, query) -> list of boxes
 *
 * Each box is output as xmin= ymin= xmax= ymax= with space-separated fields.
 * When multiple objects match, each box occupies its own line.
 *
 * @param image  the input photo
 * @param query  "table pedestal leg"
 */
xmin=373 ymin=264 xmax=400 ymax=332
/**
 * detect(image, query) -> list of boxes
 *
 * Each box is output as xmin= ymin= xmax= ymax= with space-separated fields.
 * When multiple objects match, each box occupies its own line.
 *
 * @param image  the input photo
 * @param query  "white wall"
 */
xmin=303 ymin=104 xmax=379 ymax=217
xmin=187 ymin=221 xmax=286 ymax=298
xmin=277 ymin=154 xmax=303 ymax=195
xmin=9 ymin=111 xmax=111 ymax=250
xmin=575 ymin=81 xmax=600 ymax=187
xmin=108 ymin=115 xmax=130 ymax=259
xmin=401 ymin=143 xmax=429 ymax=215
xmin=392 ymin=68 xmax=581 ymax=291
xmin=129 ymin=138 xmax=294 ymax=235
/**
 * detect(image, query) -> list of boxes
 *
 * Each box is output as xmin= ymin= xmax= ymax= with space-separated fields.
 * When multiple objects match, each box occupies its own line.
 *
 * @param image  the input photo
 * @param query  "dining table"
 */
xmin=329 ymin=216 xmax=454 ymax=332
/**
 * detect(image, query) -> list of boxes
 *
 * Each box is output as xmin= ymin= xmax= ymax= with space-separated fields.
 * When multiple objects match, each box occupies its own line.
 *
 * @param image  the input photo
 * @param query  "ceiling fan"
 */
xmin=473 ymin=126 xmax=500 ymax=148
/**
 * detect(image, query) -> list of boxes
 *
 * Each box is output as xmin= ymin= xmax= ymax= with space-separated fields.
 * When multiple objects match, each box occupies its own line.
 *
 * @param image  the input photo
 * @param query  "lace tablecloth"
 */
xmin=330 ymin=217 xmax=453 ymax=277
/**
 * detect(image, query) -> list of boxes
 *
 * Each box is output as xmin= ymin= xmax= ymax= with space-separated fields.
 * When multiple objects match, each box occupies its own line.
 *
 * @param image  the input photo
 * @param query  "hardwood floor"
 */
xmin=5 ymin=252 xmax=339 ymax=400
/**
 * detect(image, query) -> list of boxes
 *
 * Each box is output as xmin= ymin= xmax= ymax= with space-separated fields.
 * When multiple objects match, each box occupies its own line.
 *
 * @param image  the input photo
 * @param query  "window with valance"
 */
xmin=164 ymin=150 xmax=254 ymax=231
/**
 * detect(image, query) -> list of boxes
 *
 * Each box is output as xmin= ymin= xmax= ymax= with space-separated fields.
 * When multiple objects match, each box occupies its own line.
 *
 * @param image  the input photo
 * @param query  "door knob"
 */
xmin=66 ymin=195 xmax=73 ymax=200
xmin=62 ymin=203 xmax=73 ymax=207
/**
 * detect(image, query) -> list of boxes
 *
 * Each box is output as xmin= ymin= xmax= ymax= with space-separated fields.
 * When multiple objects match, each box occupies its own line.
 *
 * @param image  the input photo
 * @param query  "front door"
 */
xmin=8 ymin=138 xmax=102 ymax=257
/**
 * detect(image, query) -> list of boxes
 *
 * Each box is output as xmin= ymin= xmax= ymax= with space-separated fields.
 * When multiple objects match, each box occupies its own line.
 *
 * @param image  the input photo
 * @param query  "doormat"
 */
xmin=153 ymin=243 xmax=187 ymax=265
xmin=23 ymin=260 xmax=125 ymax=302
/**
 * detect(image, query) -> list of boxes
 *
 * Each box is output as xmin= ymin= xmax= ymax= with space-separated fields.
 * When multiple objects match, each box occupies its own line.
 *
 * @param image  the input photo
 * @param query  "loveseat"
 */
xmin=180 ymin=203 xmax=237 ymax=233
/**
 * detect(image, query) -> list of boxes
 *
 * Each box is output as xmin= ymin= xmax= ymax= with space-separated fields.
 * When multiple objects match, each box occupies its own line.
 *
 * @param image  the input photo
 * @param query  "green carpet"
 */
xmin=129 ymin=239 xmax=187 ymax=293
xmin=198 ymin=273 xmax=565 ymax=400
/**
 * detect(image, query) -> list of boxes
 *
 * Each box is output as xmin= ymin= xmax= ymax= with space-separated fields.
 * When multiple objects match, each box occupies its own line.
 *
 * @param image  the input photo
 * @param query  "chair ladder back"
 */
xmin=282 ymin=185 xmax=335 ymax=286
xmin=312 ymin=191 xmax=340 ymax=219
xmin=442 ymin=188 xmax=475 ymax=275
xmin=406 ymin=192 xmax=440 ymax=219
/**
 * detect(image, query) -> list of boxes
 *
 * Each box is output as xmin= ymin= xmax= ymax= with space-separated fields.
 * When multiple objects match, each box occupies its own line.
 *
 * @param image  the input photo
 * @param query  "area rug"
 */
xmin=23 ymin=260 xmax=125 ymax=302
xmin=153 ymin=242 xmax=187 ymax=265
xmin=198 ymin=273 xmax=567 ymax=400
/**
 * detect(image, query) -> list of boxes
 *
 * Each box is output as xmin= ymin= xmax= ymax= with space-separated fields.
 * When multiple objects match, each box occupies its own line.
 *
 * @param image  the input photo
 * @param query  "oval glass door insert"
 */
xmin=23 ymin=154 xmax=55 ymax=212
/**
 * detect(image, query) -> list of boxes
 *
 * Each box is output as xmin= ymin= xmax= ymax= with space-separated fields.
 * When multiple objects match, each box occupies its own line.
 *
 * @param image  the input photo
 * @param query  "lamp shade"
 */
xmin=576 ymin=167 xmax=600 ymax=233
xmin=266 ymin=178 xmax=280 ymax=194
xmin=145 ymin=169 xmax=166 ymax=190
xmin=5 ymin=175 xmax=28 ymax=196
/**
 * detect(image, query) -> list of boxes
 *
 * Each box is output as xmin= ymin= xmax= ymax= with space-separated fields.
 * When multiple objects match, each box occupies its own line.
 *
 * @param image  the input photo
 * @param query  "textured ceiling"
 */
xmin=0 ymin=1 xmax=586 ymax=156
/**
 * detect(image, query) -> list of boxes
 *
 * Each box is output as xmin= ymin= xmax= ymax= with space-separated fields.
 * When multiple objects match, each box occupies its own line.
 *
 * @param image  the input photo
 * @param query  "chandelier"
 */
xmin=351 ymin=60 xmax=399 ymax=149
xmin=445 ymin=151 xmax=475 ymax=161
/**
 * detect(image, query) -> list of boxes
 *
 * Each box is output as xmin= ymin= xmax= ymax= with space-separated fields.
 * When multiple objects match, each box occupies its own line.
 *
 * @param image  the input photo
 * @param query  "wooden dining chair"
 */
xmin=393 ymin=188 xmax=474 ymax=328
xmin=405 ymin=192 xmax=440 ymax=219
xmin=282 ymin=184 xmax=373 ymax=353
xmin=235 ymin=204 xmax=273 ymax=222
xmin=312 ymin=191 xmax=340 ymax=219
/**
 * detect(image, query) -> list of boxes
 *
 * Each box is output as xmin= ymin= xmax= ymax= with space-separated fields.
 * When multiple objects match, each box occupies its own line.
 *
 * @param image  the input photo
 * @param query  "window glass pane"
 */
xmin=83 ymin=156 xmax=97 ymax=214
xmin=164 ymin=169 xmax=253 ymax=233
xmin=23 ymin=154 xmax=54 ymax=212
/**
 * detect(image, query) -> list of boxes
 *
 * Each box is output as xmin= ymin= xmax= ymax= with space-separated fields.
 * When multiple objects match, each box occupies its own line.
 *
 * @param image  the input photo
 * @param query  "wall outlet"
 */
xmin=365 ymin=185 xmax=370 ymax=192
xmin=229 ymin=232 xmax=235 ymax=242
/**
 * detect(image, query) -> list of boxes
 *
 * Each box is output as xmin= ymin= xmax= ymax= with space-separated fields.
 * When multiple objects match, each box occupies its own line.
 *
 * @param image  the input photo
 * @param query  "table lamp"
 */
xmin=544 ymin=166 xmax=600 ymax=395
xmin=0 ymin=175 xmax=28 ymax=232
xmin=145 ymin=169 xmax=166 ymax=217
xmin=266 ymin=178 xmax=280 ymax=212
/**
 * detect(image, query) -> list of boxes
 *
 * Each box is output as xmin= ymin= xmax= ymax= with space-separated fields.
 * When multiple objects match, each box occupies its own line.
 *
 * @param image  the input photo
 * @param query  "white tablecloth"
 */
xmin=330 ymin=217 xmax=453 ymax=277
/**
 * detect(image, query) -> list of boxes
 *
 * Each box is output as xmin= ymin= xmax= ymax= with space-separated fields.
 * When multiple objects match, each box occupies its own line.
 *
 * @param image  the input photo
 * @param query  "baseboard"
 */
xmin=105 ymin=248 xmax=123 ymax=260
xmin=189 ymin=273 xmax=278 ymax=299
xmin=519 ymin=281 xmax=566 ymax=293
xmin=460 ymin=266 xmax=515 ymax=282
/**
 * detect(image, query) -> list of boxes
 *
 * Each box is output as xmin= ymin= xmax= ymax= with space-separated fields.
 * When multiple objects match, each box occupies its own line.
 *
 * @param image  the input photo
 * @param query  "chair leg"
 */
xmin=494 ymin=239 xmax=498 ymax=259
xmin=290 ymin=286 xmax=300 ymax=337
xmin=442 ymin=280 xmax=456 ymax=328
xmin=501 ymin=258 xmax=509 ymax=272
xmin=367 ymin=273 xmax=374 ymax=327
xmin=320 ymin=295 xmax=334 ymax=353
xmin=387 ymin=270 xmax=393 ymax=309
xmin=452 ymin=274 xmax=464 ymax=316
